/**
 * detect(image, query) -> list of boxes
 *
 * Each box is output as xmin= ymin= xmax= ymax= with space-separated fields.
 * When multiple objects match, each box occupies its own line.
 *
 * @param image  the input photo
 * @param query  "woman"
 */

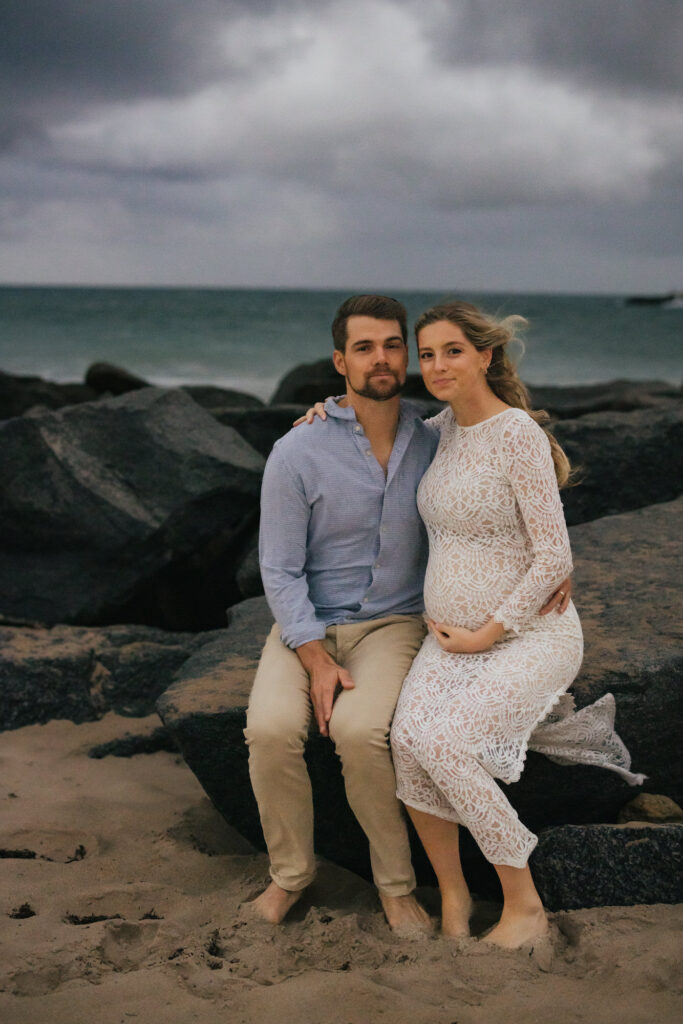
xmin=389 ymin=301 xmax=642 ymax=949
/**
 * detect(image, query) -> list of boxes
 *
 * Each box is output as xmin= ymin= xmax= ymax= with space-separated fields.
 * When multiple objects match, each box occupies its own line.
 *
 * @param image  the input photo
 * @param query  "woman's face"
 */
xmin=417 ymin=320 xmax=491 ymax=403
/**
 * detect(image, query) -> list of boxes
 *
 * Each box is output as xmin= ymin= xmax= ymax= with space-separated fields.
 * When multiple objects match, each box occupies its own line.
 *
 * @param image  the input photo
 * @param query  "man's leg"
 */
xmin=244 ymin=624 xmax=322 ymax=918
xmin=327 ymin=615 xmax=430 ymax=932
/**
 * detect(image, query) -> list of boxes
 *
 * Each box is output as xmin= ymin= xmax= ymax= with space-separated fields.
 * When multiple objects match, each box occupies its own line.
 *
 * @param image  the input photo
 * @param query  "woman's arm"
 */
xmin=491 ymin=414 xmax=573 ymax=633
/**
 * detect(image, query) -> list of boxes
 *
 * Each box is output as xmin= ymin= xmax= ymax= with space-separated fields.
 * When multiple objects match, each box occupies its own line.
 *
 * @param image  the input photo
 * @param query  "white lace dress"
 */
xmin=391 ymin=407 xmax=643 ymax=868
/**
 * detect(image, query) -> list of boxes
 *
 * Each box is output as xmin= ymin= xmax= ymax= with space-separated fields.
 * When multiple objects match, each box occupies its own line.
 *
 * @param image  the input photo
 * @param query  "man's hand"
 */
xmin=295 ymin=639 xmax=354 ymax=736
xmin=539 ymin=576 xmax=572 ymax=616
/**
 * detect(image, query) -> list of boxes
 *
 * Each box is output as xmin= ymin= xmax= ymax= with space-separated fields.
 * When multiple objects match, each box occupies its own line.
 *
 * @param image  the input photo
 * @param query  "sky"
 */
xmin=1 ymin=0 xmax=682 ymax=293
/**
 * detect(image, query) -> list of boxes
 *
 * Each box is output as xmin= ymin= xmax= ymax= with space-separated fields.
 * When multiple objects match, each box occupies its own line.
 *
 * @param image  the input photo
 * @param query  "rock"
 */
xmin=0 ymin=388 xmax=265 ymax=629
xmin=269 ymin=358 xmax=342 ymax=405
xmin=530 ymin=824 xmax=683 ymax=910
xmin=84 ymin=362 xmax=149 ymax=396
xmin=0 ymin=623 xmax=211 ymax=731
xmin=213 ymin=405 xmax=310 ymax=458
xmin=556 ymin=405 xmax=683 ymax=525
xmin=235 ymin=533 xmax=263 ymax=599
xmin=528 ymin=380 xmax=680 ymax=419
xmin=181 ymin=385 xmax=264 ymax=414
xmin=157 ymin=499 xmax=682 ymax=887
xmin=0 ymin=369 xmax=95 ymax=419
xmin=618 ymin=793 xmax=683 ymax=825
xmin=88 ymin=726 xmax=178 ymax=759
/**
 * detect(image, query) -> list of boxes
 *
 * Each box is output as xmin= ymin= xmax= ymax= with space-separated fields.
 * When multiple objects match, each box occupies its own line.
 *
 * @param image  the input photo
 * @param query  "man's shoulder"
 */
xmin=268 ymin=417 xmax=344 ymax=466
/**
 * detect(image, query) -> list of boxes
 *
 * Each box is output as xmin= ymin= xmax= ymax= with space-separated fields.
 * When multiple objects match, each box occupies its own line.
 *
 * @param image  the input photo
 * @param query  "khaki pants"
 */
xmin=244 ymin=614 xmax=427 ymax=896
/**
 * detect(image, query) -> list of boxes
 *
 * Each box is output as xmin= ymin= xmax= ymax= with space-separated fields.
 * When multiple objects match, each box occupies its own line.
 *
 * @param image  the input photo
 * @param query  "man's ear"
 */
xmin=332 ymin=350 xmax=346 ymax=377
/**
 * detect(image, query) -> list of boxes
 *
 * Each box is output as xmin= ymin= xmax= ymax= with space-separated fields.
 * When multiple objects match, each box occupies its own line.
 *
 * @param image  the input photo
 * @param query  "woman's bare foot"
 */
xmin=379 ymin=892 xmax=433 ymax=936
xmin=249 ymin=881 xmax=303 ymax=924
xmin=482 ymin=906 xmax=548 ymax=949
xmin=441 ymin=892 xmax=473 ymax=938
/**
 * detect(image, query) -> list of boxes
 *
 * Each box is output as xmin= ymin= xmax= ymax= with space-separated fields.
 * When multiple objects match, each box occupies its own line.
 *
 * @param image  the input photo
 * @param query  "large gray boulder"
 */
xmin=157 ymin=499 xmax=682 ymax=892
xmin=530 ymin=824 xmax=683 ymax=910
xmin=556 ymin=404 xmax=683 ymax=525
xmin=0 ymin=388 xmax=264 ymax=629
xmin=0 ymin=623 xmax=213 ymax=730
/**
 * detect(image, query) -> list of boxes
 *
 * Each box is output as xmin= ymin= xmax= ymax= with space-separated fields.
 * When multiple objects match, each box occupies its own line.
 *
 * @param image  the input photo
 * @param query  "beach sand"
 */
xmin=1 ymin=713 xmax=681 ymax=1024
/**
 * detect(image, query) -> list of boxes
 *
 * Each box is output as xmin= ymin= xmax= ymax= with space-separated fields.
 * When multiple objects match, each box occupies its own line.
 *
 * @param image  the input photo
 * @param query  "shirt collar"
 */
xmin=323 ymin=395 xmax=426 ymax=426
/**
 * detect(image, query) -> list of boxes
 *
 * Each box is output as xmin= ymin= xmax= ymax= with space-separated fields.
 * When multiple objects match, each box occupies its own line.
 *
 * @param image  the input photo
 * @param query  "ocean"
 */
xmin=0 ymin=286 xmax=680 ymax=402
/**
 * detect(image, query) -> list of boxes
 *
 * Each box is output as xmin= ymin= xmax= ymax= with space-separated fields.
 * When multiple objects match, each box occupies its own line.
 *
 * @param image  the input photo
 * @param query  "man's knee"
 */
xmin=244 ymin=712 xmax=307 ymax=754
xmin=328 ymin=715 xmax=389 ymax=754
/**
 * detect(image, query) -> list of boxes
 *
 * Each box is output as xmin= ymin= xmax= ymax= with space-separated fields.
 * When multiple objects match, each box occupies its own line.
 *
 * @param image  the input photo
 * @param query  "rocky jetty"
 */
xmin=1 ymin=360 xmax=681 ymax=910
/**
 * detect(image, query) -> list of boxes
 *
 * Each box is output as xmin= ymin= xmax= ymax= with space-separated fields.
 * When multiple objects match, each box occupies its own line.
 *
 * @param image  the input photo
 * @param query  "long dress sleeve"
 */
xmin=491 ymin=414 xmax=573 ymax=633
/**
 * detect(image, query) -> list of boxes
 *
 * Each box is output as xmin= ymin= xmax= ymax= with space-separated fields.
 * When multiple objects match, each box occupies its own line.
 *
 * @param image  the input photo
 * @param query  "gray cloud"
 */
xmin=0 ymin=0 xmax=680 ymax=291
xmin=417 ymin=0 xmax=683 ymax=95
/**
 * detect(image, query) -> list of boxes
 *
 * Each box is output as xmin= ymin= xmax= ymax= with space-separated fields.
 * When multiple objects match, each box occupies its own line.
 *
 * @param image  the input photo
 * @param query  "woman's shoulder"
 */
xmin=496 ymin=408 xmax=550 ymax=453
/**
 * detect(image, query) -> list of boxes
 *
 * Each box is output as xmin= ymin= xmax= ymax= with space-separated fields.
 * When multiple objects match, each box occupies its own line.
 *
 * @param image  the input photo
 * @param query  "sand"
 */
xmin=1 ymin=713 xmax=681 ymax=1024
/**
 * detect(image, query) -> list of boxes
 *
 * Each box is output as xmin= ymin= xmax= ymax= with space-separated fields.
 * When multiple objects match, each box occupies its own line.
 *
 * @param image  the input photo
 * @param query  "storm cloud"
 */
xmin=1 ymin=0 xmax=681 ymax=290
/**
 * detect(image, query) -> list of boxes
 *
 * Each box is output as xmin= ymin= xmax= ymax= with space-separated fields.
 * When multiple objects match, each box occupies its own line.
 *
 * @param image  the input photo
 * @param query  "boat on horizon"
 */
xmin=624 ymin=290 xmax=683 ymax=307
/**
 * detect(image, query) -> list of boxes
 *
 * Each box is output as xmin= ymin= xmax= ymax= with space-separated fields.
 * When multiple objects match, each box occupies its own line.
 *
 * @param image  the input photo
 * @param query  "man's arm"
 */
xmin=259 ymin=445 xmax=354 ymax=732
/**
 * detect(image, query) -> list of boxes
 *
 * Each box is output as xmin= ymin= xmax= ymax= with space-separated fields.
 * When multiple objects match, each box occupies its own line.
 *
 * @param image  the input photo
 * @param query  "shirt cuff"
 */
xmin=280 ymin=622 xmax=327 ymax=649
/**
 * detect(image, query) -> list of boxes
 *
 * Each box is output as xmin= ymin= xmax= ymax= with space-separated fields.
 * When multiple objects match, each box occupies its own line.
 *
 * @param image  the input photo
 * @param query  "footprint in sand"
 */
xmin=0 ymin=827 xmax=99 ymax=863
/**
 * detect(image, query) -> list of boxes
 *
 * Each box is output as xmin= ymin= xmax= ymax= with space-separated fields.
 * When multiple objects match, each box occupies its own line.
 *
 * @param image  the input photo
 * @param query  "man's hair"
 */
xmin=331 ymin=295 xmax=408 ymax=352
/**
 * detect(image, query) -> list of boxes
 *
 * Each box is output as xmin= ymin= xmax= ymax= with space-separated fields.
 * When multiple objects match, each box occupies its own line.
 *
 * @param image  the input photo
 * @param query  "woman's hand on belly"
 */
xmin=426 ymin=616 xmax=505 ymax=654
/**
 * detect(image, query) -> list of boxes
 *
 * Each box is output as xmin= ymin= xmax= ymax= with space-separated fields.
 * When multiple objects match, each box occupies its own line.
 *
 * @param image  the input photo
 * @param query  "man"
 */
xmin=245 ymin=294 xmax=568 ymax=930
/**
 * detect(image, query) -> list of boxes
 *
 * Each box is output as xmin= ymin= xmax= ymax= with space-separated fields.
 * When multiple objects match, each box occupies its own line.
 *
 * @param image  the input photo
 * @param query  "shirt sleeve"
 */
xmin=258 ymin=444 xmax=326 ymax=649
xmin=491 ymin=415 xmax=573 ymax=633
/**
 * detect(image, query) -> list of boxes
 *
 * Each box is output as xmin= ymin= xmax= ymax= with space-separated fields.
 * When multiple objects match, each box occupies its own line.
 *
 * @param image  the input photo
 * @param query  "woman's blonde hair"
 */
xmin=415 ymin=301 xmax=571 ymax=487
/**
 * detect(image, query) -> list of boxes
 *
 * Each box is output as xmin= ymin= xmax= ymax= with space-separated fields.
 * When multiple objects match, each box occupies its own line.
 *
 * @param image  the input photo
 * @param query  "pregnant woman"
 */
xmin=390 ymin=300 xmax=642 ymax=949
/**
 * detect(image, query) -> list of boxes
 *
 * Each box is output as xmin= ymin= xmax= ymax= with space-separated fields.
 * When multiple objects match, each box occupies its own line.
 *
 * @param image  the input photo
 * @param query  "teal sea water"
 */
xmin=0 ymin=286 xmax=680 ymax=402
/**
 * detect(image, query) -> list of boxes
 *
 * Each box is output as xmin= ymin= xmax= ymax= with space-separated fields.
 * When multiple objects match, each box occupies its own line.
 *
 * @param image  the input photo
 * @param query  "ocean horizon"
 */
xmin=1 ymin=285 xmax=680 ymax=403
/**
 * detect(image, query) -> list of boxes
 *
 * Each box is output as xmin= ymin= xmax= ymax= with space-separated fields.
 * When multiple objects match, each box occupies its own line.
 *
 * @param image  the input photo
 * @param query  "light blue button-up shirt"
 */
xmin=259 ymin=398 xmax=439 ymax=648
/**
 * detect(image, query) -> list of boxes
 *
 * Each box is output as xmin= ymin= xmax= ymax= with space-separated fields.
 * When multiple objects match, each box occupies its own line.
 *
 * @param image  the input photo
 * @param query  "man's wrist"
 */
xmin=295 ymin=639 xmax=335 ymax=673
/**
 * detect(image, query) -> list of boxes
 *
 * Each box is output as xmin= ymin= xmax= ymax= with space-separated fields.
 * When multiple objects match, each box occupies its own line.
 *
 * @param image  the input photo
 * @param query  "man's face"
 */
xmin=333 ymin=316 xmax=408 ymax=401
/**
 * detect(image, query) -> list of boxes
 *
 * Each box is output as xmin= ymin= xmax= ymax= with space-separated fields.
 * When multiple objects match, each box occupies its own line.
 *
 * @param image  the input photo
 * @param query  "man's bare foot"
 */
xmin=482 ymin=906 xmax=548 ymax=949
xmin=249 ymin=881 xmax=303 ymax=924
xmin=441 ymin=892 xmax=473 ymax=938
xmin=380 ymin=892 xmax=433 ymax=936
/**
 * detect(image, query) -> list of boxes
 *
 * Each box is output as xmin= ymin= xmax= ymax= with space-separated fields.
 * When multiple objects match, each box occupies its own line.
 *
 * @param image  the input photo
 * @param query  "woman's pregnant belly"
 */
xmin=423 ymin=537 xmax=531 ymax=630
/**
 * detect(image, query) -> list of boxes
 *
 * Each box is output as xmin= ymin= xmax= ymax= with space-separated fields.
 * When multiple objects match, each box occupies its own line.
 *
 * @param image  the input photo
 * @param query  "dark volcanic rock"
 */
xmin=0 ymin=370 xmax=96 ymax=419
xmin=0 ymin=623 xmax=211 ymax=730
xmin=181 ymin=385 xmax=264 ymax=414
xmin=234 ymin=533 xmax=263 ymax=599
xmin=531 ymin=824 xmax=683 ymax=910
xmin=213 ymin=405 xmax=309 ymax=458
xmin=529 ymin=379 xmax=680 ymax=419
xmin=269 ymin=358 xmax=341 ymax=405
xmin=84 ymin=362 xmax=149 ymax=396
xmin=557 ymin=405 xmax=683 ymax=525
xmin=157 ymin=499 xmax=682 ymax=890
xmin=0 ymin=388 xmax=264 ymax=629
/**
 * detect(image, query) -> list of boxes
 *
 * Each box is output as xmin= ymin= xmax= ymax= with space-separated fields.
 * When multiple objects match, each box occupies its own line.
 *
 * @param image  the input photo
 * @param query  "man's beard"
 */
xmin=348 ymin=371 xmax=405 ymax=402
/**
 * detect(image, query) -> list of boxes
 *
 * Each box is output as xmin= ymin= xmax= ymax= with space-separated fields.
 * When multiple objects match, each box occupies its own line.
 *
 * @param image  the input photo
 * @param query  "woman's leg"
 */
xmin=405 ymin=806 xmax=472 ymax=937
xmin=485 ymin=863 xmax=548 ymax=948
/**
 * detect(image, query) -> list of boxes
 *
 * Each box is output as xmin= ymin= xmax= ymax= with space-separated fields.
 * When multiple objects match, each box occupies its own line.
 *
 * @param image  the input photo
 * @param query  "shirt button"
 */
xmin=354 ymin=425 xmax=361 ymax=433
xmin=362 ymin=597 xmax=368 ymax=603
xmin=365 ymin=449 xmax=372 ymax=456
xmin=374 ymin=562 xmax=380 ymax=569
